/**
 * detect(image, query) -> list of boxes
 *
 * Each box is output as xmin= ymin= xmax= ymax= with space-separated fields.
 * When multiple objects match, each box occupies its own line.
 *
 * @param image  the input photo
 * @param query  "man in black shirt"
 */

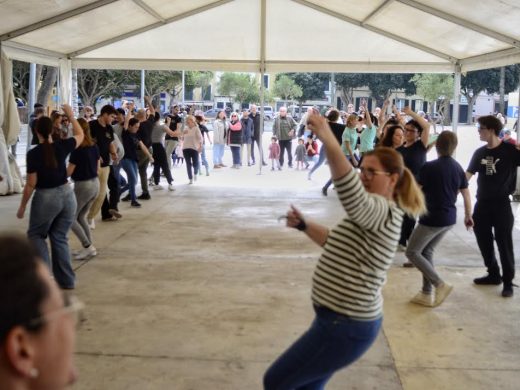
xmin=135 ymin=99 xmax=156 ymax=200
xmin=164 ymin=105 xmax=183 ymax=172
xmin=87 ymin=104 xmax=118 ymax=227
xmin=466 ymin=115 xmax=520 ymax=297
xmin=249 ymin=105 xmax=267 ymax=166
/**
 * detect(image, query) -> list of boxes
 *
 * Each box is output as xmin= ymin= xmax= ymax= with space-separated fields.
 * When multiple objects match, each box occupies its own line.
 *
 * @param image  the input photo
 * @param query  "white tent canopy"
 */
xmin=0 ymin=0 xmax=519 ymax=74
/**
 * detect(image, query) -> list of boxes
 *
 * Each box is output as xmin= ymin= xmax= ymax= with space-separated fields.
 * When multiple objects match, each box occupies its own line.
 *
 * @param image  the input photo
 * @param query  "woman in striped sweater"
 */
xmin=264 ymin=113 xmax=425 ymax=390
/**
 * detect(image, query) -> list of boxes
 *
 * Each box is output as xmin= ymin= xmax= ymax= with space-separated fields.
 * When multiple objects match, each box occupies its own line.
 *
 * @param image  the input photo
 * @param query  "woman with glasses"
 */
xmin=0 ymin=233 xmax=83 ymax=389
xmin=17 ymin=104 xmax=84 ymax=290
xmin=264 ymin=113 xmax=425 ymax=390
xmin=396 ymin=106 xmax=430 ymax=258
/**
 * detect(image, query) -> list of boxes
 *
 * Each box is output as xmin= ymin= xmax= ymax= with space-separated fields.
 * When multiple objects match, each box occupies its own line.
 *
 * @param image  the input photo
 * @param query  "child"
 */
xmin=294 ymin=138 xmax=306 ymax=170
xmin=269 ymin=136 xmax=281 ymax=171
xmin=305 ymin=134 xmax=318 ymax=169
xmin=173 ymin=140 xmax=184 ymax=166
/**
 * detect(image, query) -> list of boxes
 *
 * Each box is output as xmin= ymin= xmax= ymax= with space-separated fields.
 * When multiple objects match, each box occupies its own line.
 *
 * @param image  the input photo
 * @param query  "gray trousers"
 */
xmin=72 ymin=178 xmax=99 ymax=247
xmin=165 ymin=139 xmax=179 ymax=171
xmin=405 ymin=223 xmax=453 ymax=293
xmin=137 ymin=148 xmax=151 ymax=194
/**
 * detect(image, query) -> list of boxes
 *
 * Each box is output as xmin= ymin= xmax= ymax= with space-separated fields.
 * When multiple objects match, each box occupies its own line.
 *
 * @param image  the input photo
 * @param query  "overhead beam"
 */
xmin=2 ymin=41 xmax=64 ymax=59
xmin=0 ymin=0 xmax=119 ymax=41
xmin=396 ymin=0 xmax=520 ymax=49
xmin=69 ymin=0 xmax=234 ymax=57
xmin=131 ymin=0 xmax=165 ymax=23
xmin=362 ymin=0 xmax=395 ymax=25
xmin=291 ymin=0 xmax=457 ymax=63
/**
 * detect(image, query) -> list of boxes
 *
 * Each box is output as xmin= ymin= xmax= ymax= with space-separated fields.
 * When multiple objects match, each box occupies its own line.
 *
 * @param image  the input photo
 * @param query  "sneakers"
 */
xmin=397 ymin=244 xmax=406 ymax=252
xmin=102 ymin=216 xmax=118 ymax=222
xmin=213 ymin=165 xmax=221 ymax=169
xmin=473 ymin=274 xmax=502 ymax=285
xmin=168 ymin=183 xmax=175 ymax=191
xmin=152 ymin=184 xmax=164 ymax=190
xmin=194 ymin=174 xmax=197 ymax=181
xmin=502 ymin=284 xmax=514 ymax=298
xmin=121 ymin=194 xmax=131 ymax=202
xmin=131 ymin=200 xmax=141 ymax=208
xmin=74 ymin=245 xmax=97 ymax=260
xmin=410 ymin=291 xmax=433 ymax=307
xmin=434 ymin=283 xmax=453 ymax=306
xmin=403 ymin=260 xmax=415 ymax=268
xmin=109 ymin=209 xmax=122 ymax=219
xmin=189 ymin=179 xmax=193 ymax=184
xmin=137 ymin=192 xmax=151 ymax=200
xmin=87 ymin=219 xmax=95 ymax=230
xmin=321 ymin=187 xmax=327 ymax=196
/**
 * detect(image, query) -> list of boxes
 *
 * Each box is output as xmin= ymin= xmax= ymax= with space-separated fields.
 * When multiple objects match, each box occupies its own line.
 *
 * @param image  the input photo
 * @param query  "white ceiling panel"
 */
xmin=141 ymin=0 xmax=226 ymax=20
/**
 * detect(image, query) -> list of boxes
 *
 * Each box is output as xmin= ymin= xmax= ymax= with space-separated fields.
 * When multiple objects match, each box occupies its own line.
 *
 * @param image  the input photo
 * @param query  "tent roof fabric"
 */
xmin=0 ymin=0 xmax=519 ymax=73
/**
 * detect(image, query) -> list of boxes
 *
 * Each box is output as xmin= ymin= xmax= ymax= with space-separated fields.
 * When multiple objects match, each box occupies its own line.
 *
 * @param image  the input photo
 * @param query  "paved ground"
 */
xmin=1 ymin=125 xmax=520 ymax=389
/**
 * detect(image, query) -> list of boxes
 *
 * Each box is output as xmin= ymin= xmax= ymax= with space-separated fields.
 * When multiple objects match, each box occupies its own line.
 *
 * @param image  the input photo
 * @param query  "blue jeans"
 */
xmin=120 ymin=158 xmax=138 ymax=201
xmin=28 ymin=184 xmax=77 ymax=289
xmin=213 ymin=143 xmax=225 ymax=165
xmin=264 ymin=305 xmax=382 ymax=390
xmin=199 ymin=145 xmax=209 ymax=173
xmin=230 ymin=145 xmax=241 ymax=165
xmin=308 ymin=146 xmax=326 ymax=177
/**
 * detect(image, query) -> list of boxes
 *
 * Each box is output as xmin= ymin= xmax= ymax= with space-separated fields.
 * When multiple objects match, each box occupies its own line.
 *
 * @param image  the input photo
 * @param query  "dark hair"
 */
xmin=128 ymin=118 xmax=140 ymax=127
xmin=327 ymin=109 xmax=340 ymax=122
xmin=100 ymin=104 xmax=118 ymax=116
xmin=271 ymin=136 xmax=278 ymax=141
xmin=116 ymin=108 xmax=126 ymax=116
xmin=0 ymin=234 xmax=49 ymax=344
xmin=405 ymin=119 xmax=423 ymax=135
xmin=35 ymin=117 xmax=58 ymax=169
xmin=34 ymin=103 xmax=44 ymax=109
xmin=34 ymin=107 xmax=45 ymax=116
xmin=478 ymin=115 xmax=502 ymax=135
xmin=436 ymin=130 xmax=458 ymax=157
xmin=380 ymin=125 xmax=404 ymax=148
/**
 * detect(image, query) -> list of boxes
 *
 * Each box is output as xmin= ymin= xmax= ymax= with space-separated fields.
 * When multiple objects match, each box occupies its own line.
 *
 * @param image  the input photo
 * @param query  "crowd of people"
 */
xmin=2 ymin=97 xmax=519 ymax=389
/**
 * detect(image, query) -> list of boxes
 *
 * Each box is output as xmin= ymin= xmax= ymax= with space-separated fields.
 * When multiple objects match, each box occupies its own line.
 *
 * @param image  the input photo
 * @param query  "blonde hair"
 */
xmin=364 ymin=147 xmax=426 ymax=217
xmin=346 ymin=114 xmax=358 ymax=128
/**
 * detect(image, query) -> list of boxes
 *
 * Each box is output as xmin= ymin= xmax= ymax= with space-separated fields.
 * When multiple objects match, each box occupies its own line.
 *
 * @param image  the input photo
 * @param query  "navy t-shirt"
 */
xmin=467 ymin=142 xmax=520 ymax=201
xmin=419 ymin=156 xmax=468 ymax=227
xmin=137 ymin=116 xmax=155 ymax=148
xmin=27 ymin=138 xmax=76 ymax=189
xmin=69 ymin=145 xmax=100 ymax=182
xmin=89 ymin=120 xmax=114 ymax=168
xmin=165 ymin=114 xmax=182 ymax=141
xmin=122 ymin=130 xmax=140 ymax=161
xmin=397 ymin=141 xmax=427 ymax=178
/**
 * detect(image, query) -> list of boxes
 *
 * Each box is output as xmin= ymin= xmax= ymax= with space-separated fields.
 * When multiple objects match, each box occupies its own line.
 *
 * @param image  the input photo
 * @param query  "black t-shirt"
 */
xmin=329 ymin=122 xmax=346 ymax=145
xmin=165 ymin=114 xmax=182 ymax=140
xmin=69 ymin=145 xmax=100 ymax=182
xmin=30 ymin=117 xmax=39 ymax=145
xmin=397 ymin=141 xmax=427 ymax=178
xmin=199 ymin=123 xmax=209 ymax=144
xmin=137 ymin=116 xmax=155 ymax=148
xmin=122 ymin=130 xmax=140 ymax=161
xmin=27 ymin=138 xmax=76 ymax=189
xmin=89 ymin=120 xmax=114 ymax=168
xmin=419 ymin=156 xmax=468 ymax=227
xmin=467 ymin=142 xmax=520 ymax=201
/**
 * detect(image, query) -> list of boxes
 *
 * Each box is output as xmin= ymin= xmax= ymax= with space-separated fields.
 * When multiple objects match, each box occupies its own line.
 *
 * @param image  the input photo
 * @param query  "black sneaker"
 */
xmin=502 ymin=284 xmax=514 ymax=297
xmin=131 ymin=201 xmax=141 ymax=208
xmin=473 ymin=274 xmax=502 ymax=285
xmin=121 ymin=194 xmax=131 ymax=202
xmin=322 ymin=187 xmax=328 ymax=196
xmin=138 ymin=192 xmax=151 ymax=200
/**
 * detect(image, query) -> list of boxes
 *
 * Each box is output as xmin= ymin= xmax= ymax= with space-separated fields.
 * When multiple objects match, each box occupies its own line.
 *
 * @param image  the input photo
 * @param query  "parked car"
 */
xmin=204 ymin=108 xmax=226 ymax=120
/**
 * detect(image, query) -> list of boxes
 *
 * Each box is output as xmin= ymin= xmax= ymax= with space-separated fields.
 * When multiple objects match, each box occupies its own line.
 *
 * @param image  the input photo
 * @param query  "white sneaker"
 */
xmin=168 ymin=184 xmax=175 ymax=191
xmin=153 ymin=184 xmax=164 ymax=190
xmin=88 ymin=219 xmax=95 ymax=230
xmin=74 ymin=245 xmax=97 ymax=260
xmin=434 ymin=283 xmax=453 ymax=307
xmin=189 ymin=179 xmax=193 ymax=184
xmin=410 ymin=291 xmax=433 ymax=307
xmin=194 ymin=174 xmax=197 ymax=182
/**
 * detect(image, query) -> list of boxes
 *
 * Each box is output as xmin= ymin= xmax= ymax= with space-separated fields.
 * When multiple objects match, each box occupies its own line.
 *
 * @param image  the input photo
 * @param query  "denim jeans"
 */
xmin=213 ymin=143 xmax=225 ymax=165
xmin=230 ymin=145 xmax=241 ymax=165
xmin=28 ymin=184 xmax=77 ymax=289
xmin=199 ymin=145 xmax=209 ymax=174
xmin=120 ymin=158 xmax=138 ymax=201
xmin=405 ymin=223 xmax=452 ymax=293
xmin=308 ymin=145 xmax=326 ymax=177
xmin=72 ymin=178 xmax=99 ymax=247
xmin=264 ymin=305 xmax=382 ymax=390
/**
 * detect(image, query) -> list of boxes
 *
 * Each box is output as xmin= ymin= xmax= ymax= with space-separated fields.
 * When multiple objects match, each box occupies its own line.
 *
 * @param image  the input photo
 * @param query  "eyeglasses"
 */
xmin=359 ymin=167 xmax=391 ymax=180
xmin=26 ymin=294 xmax=85 ymax=329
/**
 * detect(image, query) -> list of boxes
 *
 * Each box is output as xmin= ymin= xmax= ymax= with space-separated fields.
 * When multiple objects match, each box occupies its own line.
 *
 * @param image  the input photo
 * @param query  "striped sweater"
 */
xmin=311 ymin=169 xmax=404 ymax=320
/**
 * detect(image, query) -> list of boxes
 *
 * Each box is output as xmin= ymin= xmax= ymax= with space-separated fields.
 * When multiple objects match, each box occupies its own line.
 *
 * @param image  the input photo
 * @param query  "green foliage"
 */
xmin=77 ymin=69 xmax=135 ymax=107
xmin=272 ymin=75 xmax=302 ymax=101
xmin=12 ymin=60 xmax=30 ymax=102
xmin=412 ymin=74 xmax=454 ymax=104
xmin=186 ymin=71 xmax=214 ymax=100
xmin=218 ymin=73 xmax=259 ymax=105
xmin=283 ymin=73 xmax=329 ymax=102
xmin=461 ymin=65 xmax=520 ymax=96
xmin=128 ymin=70 xmax=182 ymax=106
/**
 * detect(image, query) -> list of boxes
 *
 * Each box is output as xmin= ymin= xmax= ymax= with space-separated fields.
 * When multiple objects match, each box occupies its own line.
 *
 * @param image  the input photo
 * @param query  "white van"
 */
xmin=262 ymin=106 xmax=273 ymax=120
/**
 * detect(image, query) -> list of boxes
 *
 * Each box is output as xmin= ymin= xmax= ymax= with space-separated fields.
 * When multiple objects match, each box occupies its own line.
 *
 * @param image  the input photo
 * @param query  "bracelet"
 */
xmin=295 ymin=219 xmax=307 ymax=231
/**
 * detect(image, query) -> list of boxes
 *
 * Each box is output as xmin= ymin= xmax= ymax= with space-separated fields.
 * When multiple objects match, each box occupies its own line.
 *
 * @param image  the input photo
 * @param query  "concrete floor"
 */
xmin=1 ymin=128 xmax=520 ymax=389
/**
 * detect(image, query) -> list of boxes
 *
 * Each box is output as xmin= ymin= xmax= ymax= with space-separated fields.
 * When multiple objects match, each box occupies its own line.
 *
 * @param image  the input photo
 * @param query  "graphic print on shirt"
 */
xmin=480 ymin=157 xmax=500 ymax=175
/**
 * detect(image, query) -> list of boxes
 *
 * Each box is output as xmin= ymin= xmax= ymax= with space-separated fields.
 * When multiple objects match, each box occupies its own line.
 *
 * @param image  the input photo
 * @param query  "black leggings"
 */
xmin=152 ymin=143 xmax=173 ymax=185
xmin=183 ymin=148 xmax=199 ymax=180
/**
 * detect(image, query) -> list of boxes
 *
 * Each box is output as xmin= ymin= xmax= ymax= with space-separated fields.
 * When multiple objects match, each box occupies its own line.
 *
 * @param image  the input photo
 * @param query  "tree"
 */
xmin=12 ymin=61 xmax=30 ymax=103
xmin=129 ymin=70 xmax=182 ymax=107
xmin=186 ymin=71 xmax=214 ymax=100
xmin=77 ymin=69 xmax=133 ymax=108
xmin=412 ymin=73 xmax=454 ymax=123
xmin=36 ymin=67 xmax=57 ymax=107
xmin=283 ymin=73 xmax=328 ymax=105
xmin=218 ymin=73 xmax=259 ymax=106
xmin=272 ymin=75 xmax=302 ymax=104
xmin=334 ymin=74 xmax=369 ymax=107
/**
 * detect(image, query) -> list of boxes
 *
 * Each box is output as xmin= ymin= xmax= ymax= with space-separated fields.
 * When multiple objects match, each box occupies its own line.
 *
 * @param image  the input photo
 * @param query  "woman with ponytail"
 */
xmin=17 ymin=104 xmax=84 ymax=290
xmin=264 ymin=113 xmax=425 ymax=390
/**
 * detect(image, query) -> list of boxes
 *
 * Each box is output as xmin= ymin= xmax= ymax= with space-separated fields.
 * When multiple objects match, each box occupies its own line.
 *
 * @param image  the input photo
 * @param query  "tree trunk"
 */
xmin=36 ymin=67 xmax=57 ymax=108
xmin=499 ymin=66 xmax=505 ymax=114
xmin=466 ymin=95 xmax=478 ymax=124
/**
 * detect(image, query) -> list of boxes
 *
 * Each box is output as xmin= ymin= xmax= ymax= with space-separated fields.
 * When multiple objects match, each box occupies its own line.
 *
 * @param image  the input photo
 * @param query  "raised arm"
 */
xmin=403 ymin=106 xmax=430 ymax=148
xmin=62 ymin=104 xmax=83 ymax=148
xmin=145 ymin=96 xmax=155 ymax=117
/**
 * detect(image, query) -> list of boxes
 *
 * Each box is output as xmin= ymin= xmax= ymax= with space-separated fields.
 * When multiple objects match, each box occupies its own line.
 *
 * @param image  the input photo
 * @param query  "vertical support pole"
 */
xmin=140 ymin=69 xmax=145 ymax=108
xmin=27 ymin=63 xmax=36 ymax=150
xmin=182 ymin=70 xmax=185 ymax=106
xmin=452 ymin=65 xmax=461 ymax=134
xmin=258 ymin=0 xmax=266 ymax=175
xmin=71 ymin=68 xmax=79 ymax=117
xmin=330 ymin=72 xmax=336 ymax=107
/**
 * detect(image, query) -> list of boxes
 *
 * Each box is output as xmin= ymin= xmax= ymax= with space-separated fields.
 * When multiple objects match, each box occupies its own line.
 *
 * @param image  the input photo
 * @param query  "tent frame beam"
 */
xmin=131 ymin=0 xmax=166 ymax=23
xmin=397 ymin=0 xmax=520 ymax=49
xmin=291 ymin=0 xmax=457 ymax=63
xmin=68 ymin=0 xmax=234 ymax=57
xmin=0 ymin=0 xmax=119 ymax=41
xmin=362 ymin=0 xmax=395 ymax=24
